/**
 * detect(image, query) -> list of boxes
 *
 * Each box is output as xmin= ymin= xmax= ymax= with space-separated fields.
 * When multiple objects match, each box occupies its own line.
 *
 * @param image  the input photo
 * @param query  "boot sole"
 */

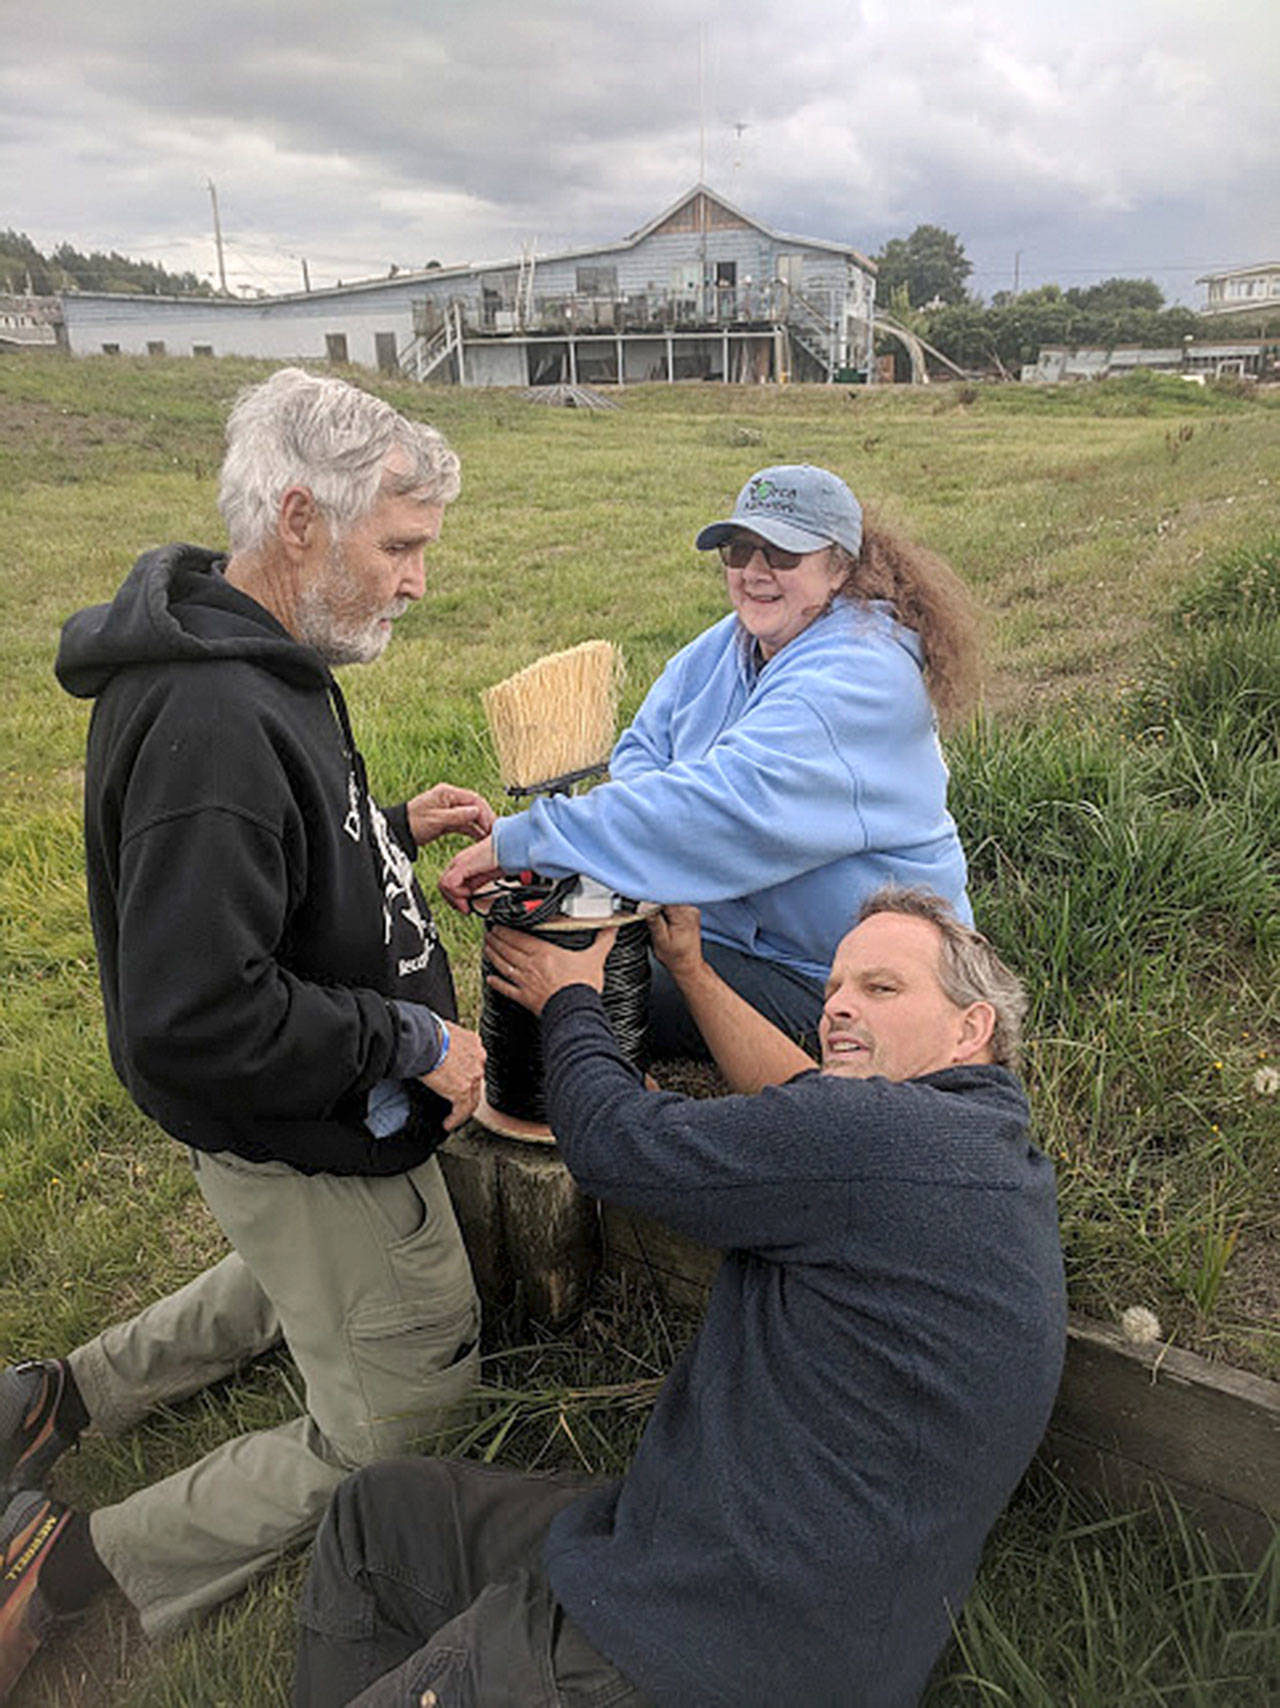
xmin=0 ymin=1504 xmax=69 ymax=1700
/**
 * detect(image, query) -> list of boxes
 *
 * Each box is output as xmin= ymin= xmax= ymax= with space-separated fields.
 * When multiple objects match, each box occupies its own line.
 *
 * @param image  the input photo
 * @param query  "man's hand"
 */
xmin=648 ymin=905 xmax=705 ymax=984
xmin=407 ymin=784 xmax=495 ymax=848
xmin=485 ymin=924 xmax=612 ymax=1016
xmin=421 ymin=1022 xmax=486 ymax=1132
xmin=439 ymin=833 xmax=506 ymax=912
xmin=649 ymin=905 xmax=814 ymax=1092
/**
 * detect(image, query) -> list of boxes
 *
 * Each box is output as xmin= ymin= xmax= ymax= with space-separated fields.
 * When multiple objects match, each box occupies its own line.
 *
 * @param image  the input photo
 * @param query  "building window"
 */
xmin=375 ymin=332 xmax=399 ymax=372
xmin=101 ymin=343 xmax=120 ymax=355
xmin=576 ymin=265 xmax=618 ymax=295
xmin=146 ymin=340 xmax=166 ymax=356
xmin=326 ymin=333 xmax=349 ymax=364
xmin=193 ymin=344 xmax=214 ymax=357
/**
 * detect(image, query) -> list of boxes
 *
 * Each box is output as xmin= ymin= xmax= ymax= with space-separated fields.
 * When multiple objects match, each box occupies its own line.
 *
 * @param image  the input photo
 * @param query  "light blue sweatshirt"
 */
xmin=492 ymin=602 xmax=970 ymax=984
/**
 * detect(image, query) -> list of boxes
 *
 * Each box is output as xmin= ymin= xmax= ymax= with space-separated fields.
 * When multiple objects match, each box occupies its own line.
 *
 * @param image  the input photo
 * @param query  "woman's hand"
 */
xmin=438 ymin=834 xmax=505 ymax=911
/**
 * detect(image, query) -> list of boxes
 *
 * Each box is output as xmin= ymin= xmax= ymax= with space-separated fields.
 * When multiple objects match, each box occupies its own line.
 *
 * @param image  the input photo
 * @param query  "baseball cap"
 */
xmin=695 ymin=464 xmax=863 ymax=556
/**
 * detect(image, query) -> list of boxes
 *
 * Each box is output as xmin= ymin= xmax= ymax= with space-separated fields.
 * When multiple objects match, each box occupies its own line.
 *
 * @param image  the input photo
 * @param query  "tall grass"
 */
xmin=2 ymin=358 xmax=1278 ymax=1703
xmin=930 ymin=1477 xmax=1280 ymax=1705
xmin=948 ymin=536 xmax=1280 ymax=1356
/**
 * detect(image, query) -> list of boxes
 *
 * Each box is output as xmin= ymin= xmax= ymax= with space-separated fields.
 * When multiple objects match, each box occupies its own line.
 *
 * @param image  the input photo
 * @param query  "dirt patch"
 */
xmin=648 ymin=1057 xmax=729 ymax=1099
xmin=0 ymin=394 xmax=216 ymax=484
xmin=1214 ymin=1217 xmax=1280 ymax=1381
xmin=10 ymin=1588 xmax=143 ymax=1708
xmin=0 ymin=396 xmax=130 ymax=454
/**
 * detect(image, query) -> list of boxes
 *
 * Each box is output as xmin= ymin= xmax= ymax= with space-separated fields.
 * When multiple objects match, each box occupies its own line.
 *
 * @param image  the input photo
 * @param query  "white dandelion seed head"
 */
xmin=1121 ymin=1305 xmax=1162 ymax=1346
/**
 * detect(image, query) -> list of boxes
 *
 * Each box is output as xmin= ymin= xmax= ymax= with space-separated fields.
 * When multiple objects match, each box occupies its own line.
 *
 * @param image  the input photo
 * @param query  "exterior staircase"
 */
xmin=784 ymin=287 xmax=840 ymax=380
xmin=399 ymin=301 xmax=464 ymax=382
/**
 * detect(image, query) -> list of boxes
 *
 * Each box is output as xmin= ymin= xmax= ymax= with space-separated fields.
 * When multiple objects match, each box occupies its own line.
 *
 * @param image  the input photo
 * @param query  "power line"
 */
xmin=969 ymin=261 xmax=1243 ymax=280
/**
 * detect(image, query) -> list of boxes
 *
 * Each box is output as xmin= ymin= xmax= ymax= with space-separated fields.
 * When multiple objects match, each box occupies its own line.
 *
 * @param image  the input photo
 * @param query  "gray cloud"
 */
xmin=3 ymin=0 xmax=1274 ymax=303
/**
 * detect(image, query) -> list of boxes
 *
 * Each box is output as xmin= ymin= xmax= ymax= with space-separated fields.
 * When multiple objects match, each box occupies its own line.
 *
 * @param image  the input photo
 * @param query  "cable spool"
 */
xmin=474 ymin=882 xmax=652 ymax=1142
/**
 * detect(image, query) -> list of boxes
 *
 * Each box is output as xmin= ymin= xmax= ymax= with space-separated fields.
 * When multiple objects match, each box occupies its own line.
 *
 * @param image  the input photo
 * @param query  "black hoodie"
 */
xmin=55 ymin=545 xmax=456 ymax=1175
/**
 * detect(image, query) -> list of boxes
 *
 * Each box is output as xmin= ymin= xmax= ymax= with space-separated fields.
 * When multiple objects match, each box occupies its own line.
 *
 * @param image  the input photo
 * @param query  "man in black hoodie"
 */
xmin=0 ymin=368 xmax=489 ymax=1689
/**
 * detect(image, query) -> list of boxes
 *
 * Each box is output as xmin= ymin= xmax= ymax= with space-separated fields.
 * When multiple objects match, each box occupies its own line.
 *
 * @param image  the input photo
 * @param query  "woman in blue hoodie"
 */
xmin=440 ymin=465 xmax=979 ymax=1056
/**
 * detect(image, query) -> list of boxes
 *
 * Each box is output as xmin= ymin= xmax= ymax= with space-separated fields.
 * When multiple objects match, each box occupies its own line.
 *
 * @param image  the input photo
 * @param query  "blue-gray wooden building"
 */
xmin=60 ymin=186 xmax=877 ymax=385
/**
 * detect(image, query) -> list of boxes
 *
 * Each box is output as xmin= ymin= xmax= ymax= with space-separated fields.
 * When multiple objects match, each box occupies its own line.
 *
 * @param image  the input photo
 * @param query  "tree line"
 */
xmin=871 ymin=224 xmax=1271 ymax=372
xmin=0 ymin=230 xmax=213 ymax=298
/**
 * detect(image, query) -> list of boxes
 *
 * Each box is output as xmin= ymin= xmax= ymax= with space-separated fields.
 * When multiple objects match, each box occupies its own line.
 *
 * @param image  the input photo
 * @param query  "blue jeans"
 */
xmin=294 ymin=1459 xmax=653 ymax=1708
xmin=647 ymin=938 xmax=825 ymax=1060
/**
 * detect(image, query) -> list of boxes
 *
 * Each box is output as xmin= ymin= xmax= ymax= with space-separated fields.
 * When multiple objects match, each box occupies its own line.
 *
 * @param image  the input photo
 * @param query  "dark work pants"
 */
xmin=647 ymin=938 xmax=825 ymax=1060
xmin=293 ymin=1458 xmax=653 ymax=1708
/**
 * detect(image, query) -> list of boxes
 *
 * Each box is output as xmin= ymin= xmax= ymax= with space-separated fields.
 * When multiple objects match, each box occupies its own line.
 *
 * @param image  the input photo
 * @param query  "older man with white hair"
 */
xmin=0 ymin=368 xmax=488 ymax=1693
xmin=292 ymin=888 xmax=1066 ymax=1708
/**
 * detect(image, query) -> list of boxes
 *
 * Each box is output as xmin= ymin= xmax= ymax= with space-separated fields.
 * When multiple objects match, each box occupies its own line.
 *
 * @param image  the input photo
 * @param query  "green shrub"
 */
xmin=952 ymin=716 xmax=1278 ymax=984
xmin=1127 ymin=613 xmax=1280 ymax=870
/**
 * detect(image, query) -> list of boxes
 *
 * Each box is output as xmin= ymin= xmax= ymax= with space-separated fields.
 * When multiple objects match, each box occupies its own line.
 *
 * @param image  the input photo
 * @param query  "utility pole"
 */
xmin=1013 ymin=250 xmax=1021 ymax=296
xmin=300 ymin=257 xmax=311 ymax=293
xmin=698 ymin=24 xmax=708 ymax=318
xmin=207 ymin=179 xmax=229 ymax=296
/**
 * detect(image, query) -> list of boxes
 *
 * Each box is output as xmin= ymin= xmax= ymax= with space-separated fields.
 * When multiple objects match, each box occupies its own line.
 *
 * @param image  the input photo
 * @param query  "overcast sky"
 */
xmin=3 ymin=1 xmax=1275 ymax=306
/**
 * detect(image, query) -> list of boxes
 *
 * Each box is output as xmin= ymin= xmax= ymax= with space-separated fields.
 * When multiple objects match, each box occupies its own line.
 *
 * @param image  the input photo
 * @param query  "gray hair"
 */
xmin=857 ymin=885 xmax=1028 ymax=1069
xmin=218 ymin=367 xmax=460 ymax=553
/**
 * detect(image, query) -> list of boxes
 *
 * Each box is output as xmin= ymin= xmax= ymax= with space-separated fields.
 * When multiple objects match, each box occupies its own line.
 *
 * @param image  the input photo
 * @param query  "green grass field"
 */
xmin=1 ymin=356 xmax=1277 ymax=1704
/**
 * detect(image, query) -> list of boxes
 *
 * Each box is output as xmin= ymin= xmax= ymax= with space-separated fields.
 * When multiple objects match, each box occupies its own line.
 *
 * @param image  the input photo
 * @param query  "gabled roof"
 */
xmin=625 ymin=183 xmax=875 ymax=272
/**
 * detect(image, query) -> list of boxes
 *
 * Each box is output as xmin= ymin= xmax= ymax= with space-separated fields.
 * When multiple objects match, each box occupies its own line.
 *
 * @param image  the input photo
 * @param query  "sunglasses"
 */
xmin=717 ymin=536 xmax=808 ymax=571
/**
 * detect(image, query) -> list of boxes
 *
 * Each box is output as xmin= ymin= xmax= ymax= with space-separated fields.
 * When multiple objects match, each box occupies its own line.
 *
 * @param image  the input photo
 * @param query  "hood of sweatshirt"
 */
xmin=55 ymin=543 xmax=331 ymax=700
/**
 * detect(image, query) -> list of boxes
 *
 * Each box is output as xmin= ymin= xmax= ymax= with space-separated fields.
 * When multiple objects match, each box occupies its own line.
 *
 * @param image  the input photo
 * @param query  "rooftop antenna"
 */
xmin=698 ymin=23 xmax=706 ymax=184
xmin=697 ymin=24 xmax=709 ymax=314
xmin=732 ymin=121 xmax=750 ymax=181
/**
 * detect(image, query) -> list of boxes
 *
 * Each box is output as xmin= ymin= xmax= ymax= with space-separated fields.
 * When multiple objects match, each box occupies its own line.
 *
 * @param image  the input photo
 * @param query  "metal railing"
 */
xmin=403 ymin=280 xmax=869 ymax=385
xmin=400 ymin=301 xmax=463 ymax=381
xmin=409 ymin=279 xmax=851 ymax=339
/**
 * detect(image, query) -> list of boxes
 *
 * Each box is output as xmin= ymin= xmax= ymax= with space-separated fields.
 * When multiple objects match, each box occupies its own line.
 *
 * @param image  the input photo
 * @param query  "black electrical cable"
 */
xmin=480 ymin=872 xmax=582 ymax=929
xmin=481 ymin=912 xmax=652 ymax=1125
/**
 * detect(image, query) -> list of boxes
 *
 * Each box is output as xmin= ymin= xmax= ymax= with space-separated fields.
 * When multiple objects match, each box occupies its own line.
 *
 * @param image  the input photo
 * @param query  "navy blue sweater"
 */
xmin=541 ymin=987 xmax=1066 ymax=1708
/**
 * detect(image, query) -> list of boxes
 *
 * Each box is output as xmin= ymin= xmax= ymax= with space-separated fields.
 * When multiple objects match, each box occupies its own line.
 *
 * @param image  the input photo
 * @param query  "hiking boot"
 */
xmin=0 ymin=1491 xmax=70 ymax=1700
xmin=0 ymin=1362 xmax=83 ymax=1497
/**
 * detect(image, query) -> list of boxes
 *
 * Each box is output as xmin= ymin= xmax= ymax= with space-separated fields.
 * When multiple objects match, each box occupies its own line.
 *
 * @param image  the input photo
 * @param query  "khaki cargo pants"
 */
xmin=69 ymin=1149 xmax=479 ymax=1637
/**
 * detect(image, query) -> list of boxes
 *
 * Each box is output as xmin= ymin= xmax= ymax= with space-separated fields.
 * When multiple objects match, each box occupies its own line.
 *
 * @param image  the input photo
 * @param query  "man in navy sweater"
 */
xmin=293 ymin=888 xmax=1066 ymax=1708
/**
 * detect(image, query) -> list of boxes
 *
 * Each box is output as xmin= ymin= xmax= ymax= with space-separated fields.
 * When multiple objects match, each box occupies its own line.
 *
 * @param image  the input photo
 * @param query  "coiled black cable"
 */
xmin=480 ymin=912 xmax=652 ymax=1125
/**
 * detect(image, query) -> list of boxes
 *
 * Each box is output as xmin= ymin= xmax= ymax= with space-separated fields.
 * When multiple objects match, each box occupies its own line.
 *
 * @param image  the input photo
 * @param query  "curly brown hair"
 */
xmin=830 ymin=520 xmax=981 ymax=725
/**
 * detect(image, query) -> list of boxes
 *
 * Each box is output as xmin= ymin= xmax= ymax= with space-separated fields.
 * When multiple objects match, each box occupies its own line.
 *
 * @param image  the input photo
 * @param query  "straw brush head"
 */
xmin=482 ymin=639 xmax=624 ymax=794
